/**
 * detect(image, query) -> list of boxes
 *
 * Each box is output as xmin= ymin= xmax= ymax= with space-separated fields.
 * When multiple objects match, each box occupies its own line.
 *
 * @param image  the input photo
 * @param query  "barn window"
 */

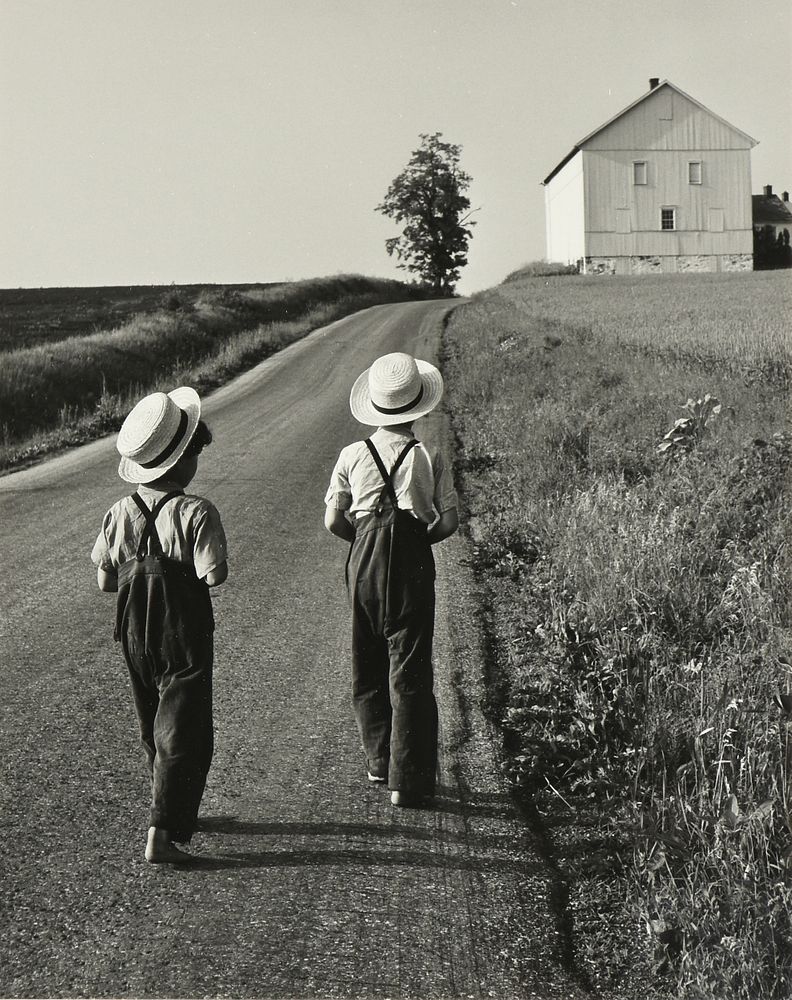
xmin=633 ymin=161 xmax=648 ymax=185
xmin=661 ymin=208 xmax=676 ymax=230
xmin=688 ymin=161 xmax=703 ymax=184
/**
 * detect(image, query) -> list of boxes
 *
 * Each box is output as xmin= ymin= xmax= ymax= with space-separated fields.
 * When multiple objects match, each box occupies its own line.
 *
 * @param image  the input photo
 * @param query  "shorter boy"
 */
xmin=91 ymin=387 xmax=228 ymax=864
xmin=324 ymin=352 xmax=458 ymax=807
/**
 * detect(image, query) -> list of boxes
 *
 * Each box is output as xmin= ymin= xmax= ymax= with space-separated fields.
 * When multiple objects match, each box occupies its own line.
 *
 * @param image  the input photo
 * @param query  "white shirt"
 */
xmin=91 ymin=484 xmax=228 ymax=581
xmin=324 ymin=428 xmax=457 ymax=524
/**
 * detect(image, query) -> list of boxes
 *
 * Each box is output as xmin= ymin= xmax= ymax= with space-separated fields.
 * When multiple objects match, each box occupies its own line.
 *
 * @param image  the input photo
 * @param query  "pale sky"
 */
xmin=2 ymin=0 xmax=790 ymax=295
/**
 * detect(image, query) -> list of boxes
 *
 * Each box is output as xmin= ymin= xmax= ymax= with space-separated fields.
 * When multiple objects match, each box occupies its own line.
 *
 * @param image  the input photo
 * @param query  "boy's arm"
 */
xmin=97 ymin=568 xmax=118 ymax=592
xmin=193 ymin=502 xmax=228 ymax=587
xmin=428 ymin=507 xmax=459 ymax=545
xmin=92 ymin=514 xmax=117 ymax=591
xmin=205 ymin=560 xmax=228 ymax=587
xmin=324 ymin=449 xmax=353 ymax=541
xmin=428 ymin=448 xmax=458 ymax=545
xmin=325 ymin=506 xmax=356 ymax=542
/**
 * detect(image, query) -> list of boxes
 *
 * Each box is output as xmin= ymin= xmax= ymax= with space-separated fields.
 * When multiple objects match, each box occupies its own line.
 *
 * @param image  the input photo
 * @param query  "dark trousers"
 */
xmin=117 ymin=557 xmax=214 ymax=842
xmin=346 ymin=508 xmax=438 ymax=796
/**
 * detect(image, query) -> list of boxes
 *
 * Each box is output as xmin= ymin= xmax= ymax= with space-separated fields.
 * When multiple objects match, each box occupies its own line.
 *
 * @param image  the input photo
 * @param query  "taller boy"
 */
xmin=324 ymin=353 xmax=458 ymax=807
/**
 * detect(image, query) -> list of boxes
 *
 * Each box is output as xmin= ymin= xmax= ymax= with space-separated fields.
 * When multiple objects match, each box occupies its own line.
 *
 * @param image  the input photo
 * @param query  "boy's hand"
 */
xmin=428 ymin=508 xmax=459 ymax=545
xmin=205 ymin=561 xmax=228 ymax=587
xmin=97 ymin=568 xmax=118 ymax=593
xmin=324 ymin=507 xmax=356 ymax=542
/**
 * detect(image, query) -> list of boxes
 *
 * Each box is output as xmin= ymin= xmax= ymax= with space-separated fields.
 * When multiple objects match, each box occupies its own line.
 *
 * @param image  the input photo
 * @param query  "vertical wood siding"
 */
xmin=587 ymin=230 xmax=753 ymax=256
xmin=583 ymin=147 xmax=753 ymax=255
xmin=583 ymin=86 xmax=752 ymax=152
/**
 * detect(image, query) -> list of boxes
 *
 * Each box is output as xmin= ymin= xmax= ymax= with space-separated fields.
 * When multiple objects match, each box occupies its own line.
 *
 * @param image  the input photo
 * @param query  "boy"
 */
xmin=324 ymin=352 xmax=458 ymax=808
xmin=91 ymin=387 xmax=228 ymax=864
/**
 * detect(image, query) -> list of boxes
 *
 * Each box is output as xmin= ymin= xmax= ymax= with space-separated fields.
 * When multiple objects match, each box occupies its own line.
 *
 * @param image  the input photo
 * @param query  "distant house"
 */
xmin=542 ymin=79 xmax=757 ymax=275
xmin=752 ymin=185 xmax=792 ymax=268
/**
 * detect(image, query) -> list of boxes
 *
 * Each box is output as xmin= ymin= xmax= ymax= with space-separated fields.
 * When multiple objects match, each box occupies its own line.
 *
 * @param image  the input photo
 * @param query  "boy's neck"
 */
xmin=139 ymin=477 xmax=184 ymax=493
xmin=376 ymin=423 xmax=415 ymax=438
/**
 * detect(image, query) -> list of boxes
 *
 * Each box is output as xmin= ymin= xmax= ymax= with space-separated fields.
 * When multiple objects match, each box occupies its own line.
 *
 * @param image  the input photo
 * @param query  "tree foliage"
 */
xmin=376 ymin=132 xmax=476 ymax=295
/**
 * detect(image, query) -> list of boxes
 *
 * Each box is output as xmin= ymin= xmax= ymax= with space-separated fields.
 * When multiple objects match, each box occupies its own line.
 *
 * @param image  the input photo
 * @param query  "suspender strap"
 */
xmin=131 ymin=491 xmax=183 ymax=559
xmin=364 ymin=438 xmax=419 ymax=510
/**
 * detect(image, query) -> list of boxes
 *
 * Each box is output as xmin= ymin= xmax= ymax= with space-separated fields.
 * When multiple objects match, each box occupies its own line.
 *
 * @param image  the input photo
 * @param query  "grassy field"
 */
xmin=0 ymin=275 xmax=429 ymax=472
xmin=0 ymin=282 xmax=273 ymax=351
xmin=443 ymin=269 xmax=791 ymax=999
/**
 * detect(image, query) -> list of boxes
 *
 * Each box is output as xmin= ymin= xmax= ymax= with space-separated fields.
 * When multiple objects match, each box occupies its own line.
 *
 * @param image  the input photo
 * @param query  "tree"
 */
xmin=376 ymin=132 xmax=476 ymax=295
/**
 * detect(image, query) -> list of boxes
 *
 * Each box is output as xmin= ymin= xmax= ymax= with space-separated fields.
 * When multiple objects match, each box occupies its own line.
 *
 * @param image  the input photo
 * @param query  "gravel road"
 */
xmin=0 ymin=300 xmax=590 ymax=999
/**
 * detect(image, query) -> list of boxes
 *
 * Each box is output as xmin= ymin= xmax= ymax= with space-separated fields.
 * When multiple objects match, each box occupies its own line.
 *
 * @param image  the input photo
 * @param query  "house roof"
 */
xmin=542 ymin=80 xmax=758 ymax=186
xmin=752 ymin=193 xmax=792 ymax=225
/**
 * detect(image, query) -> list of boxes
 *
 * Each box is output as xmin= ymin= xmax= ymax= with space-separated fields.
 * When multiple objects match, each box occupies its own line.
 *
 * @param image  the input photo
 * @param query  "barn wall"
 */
xmin=544 ymin=151 xmax=585 ymax=265
xmin=587 ymin=229 xmax=754 ymax=256
xmin=583 ymin=148 xmax=753 ymax=242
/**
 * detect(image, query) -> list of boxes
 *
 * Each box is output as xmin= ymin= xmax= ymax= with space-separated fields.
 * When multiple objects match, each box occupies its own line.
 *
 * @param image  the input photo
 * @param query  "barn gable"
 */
xmin=544 ymin=80 xmax=756 ymax=184
xmin=578 ymin=82 xmax=756 ymax=152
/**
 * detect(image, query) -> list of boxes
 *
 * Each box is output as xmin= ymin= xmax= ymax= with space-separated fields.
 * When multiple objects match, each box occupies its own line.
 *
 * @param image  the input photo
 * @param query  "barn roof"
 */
xmin=542 ymin=80 xmax=758 ymax=186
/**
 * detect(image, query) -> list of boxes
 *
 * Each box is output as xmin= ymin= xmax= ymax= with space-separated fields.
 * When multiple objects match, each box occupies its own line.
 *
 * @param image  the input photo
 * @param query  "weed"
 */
xmin=658 ymin=395 xmax=722 ymax=456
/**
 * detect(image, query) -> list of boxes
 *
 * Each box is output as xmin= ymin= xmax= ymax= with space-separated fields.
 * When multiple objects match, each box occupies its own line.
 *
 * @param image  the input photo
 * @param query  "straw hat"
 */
xmin=349 ymin=353 xmax=443 ymax=426
xmin=116 ymin=387 xmax=201 ymax=484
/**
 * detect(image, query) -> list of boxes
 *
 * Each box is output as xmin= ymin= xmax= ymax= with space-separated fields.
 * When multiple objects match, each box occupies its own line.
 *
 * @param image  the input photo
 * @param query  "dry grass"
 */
xmin=443 ymin=269 xmax=792 ymax=998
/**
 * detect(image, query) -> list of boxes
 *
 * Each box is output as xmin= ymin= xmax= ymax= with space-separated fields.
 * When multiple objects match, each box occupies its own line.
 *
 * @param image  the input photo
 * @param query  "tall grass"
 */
xmin=443 ymin=269 xmax=791 ymax=998
xmin=0 ymin=274 xmax=428 ymax=471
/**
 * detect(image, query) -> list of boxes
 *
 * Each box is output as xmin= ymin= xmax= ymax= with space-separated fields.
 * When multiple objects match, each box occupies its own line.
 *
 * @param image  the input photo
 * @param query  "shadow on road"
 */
xmin=182 ymin=845 xmax=538 ymax=873
xmin=179 ymin=785 xmax=538 ymax=873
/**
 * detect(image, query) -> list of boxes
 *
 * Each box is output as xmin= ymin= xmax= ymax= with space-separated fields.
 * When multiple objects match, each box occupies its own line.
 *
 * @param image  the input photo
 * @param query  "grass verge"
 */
xmin=0 ymin=274 xmax=430 ymax=473
xmin=442 ymin=269 xmax=791 ymax=999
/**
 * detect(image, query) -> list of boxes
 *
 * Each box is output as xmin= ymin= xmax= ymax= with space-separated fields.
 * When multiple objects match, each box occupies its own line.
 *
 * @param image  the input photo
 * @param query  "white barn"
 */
xmin=542 ymin=79 xmax=757 ymax=275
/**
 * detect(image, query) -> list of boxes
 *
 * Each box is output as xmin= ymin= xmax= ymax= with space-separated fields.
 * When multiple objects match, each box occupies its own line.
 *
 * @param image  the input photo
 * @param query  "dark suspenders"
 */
xmin=365 ymin=438 xmax=419 ymax=515
xmin=130 ymin=491 xmax=183 ymax=559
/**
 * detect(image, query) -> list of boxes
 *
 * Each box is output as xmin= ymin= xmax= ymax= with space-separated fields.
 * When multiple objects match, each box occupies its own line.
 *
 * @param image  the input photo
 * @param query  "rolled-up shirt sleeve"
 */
xmin=432 ymin=451 xmax=458 ymax=515
xmin=91 ymin=513 xmax=115 ymax=571
xmin=324 ymin=453 xmax=352 ymax=511
xmin=192 ymin=502 xmax=228 ymax=580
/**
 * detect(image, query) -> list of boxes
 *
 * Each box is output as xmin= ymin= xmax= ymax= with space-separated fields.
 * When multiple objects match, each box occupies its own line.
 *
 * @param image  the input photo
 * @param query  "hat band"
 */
xmin=139 ymin=408 xmax=189 ymax=468
xmin=372 ymin=384 xmax=424 ymax=415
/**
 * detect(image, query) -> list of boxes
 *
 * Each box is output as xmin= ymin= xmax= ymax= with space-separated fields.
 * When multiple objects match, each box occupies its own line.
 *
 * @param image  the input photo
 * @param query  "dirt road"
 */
xmin=0 ymin=300 xmax=589 ymax=998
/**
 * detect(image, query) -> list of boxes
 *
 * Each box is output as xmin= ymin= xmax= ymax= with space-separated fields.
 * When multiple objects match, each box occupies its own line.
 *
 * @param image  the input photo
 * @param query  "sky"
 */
xmin=1 ymin=0 xmax=790 ymax=295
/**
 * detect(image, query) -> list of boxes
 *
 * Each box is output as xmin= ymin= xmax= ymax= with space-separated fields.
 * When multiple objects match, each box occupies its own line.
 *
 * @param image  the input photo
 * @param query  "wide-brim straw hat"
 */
xmin=116 ymin=386 xmax=201 ymax=484
xmin=349 ymin=352 xmax=444 ymax=426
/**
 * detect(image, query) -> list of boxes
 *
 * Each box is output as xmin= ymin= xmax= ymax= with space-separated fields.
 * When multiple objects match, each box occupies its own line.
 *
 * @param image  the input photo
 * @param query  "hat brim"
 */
xmin=349 ymin=359 xmax=444 ymax=427
xmin=117 ymin=387 xmax=201 ymax=484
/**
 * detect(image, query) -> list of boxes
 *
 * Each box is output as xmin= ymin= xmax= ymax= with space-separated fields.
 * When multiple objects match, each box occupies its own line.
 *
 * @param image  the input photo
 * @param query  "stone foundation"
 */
xmin=630 ymin=255 xmax=662 ymax=273
xmin=584 ymin=257 xmax=617 ymax=275
xmin=678 ymin=255 xmax=712 ymax=272
xmin=584 ymin=254 xmax=754 ymax=274
xmin=720 ymin=254 xmax=753 ymax=272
